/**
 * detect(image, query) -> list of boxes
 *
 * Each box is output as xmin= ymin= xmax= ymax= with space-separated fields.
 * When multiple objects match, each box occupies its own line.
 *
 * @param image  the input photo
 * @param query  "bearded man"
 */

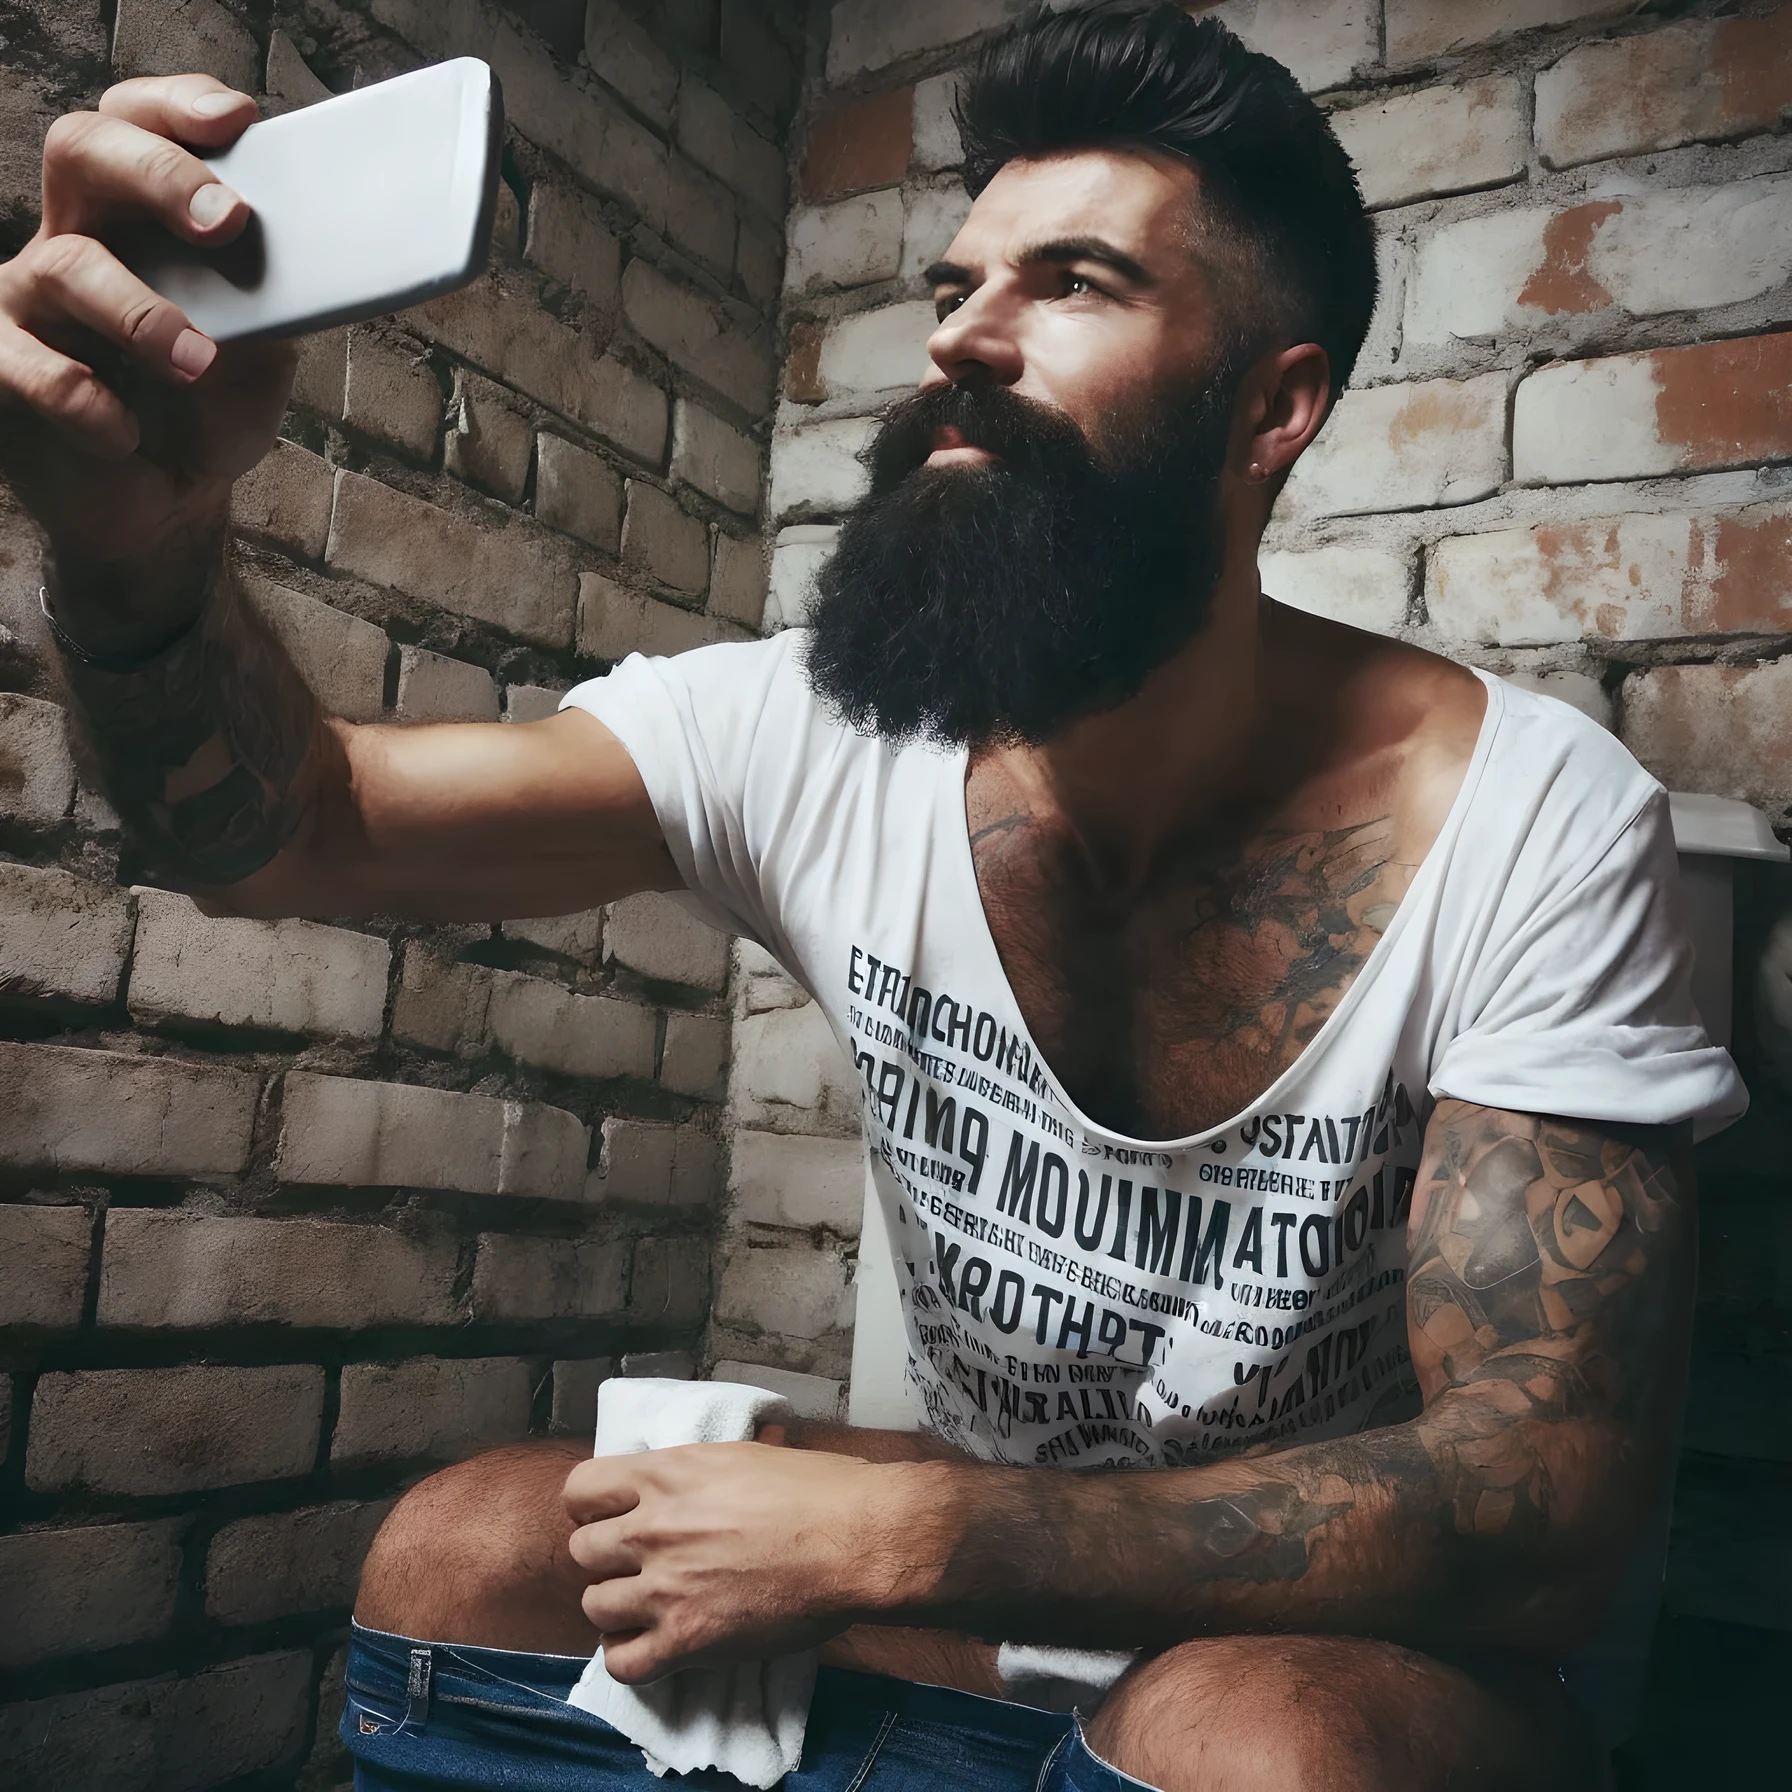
xmin=0 ymin=4 xmax=1740 ymax=1788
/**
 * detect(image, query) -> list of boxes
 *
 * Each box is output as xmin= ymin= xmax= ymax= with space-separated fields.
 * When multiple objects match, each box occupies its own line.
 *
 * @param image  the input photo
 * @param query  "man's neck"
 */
xmin=988 ymin=551 xmax=1274 ymax=893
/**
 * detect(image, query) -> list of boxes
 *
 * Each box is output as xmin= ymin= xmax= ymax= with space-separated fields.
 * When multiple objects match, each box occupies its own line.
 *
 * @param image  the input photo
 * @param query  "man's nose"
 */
xmin=922 ymin=292 xmax=1024 ymax=392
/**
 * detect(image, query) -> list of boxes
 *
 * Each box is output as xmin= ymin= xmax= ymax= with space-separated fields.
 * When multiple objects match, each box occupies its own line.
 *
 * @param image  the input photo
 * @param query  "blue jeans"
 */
xmin=344 ymin=1623 xmax=1151 ymax=1791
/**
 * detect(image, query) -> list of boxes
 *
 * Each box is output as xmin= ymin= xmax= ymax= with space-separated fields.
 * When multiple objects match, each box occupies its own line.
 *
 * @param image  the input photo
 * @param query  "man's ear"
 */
xmin=1237 ymin=342 xmax=1332 ymax=484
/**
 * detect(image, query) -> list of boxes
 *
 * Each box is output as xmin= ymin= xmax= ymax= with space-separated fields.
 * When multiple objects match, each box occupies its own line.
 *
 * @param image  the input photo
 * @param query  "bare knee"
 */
xmin=356 ymin=1439 xmax=596 ymax=1655
xmin=1082 ymin=1635 xmax=1606 ymax=1792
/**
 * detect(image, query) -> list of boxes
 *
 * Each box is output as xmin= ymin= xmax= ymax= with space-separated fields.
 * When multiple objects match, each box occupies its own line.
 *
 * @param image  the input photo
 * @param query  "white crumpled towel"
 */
xmin=566 ymin=1377 xmax=817 ymax=1788
xmin=995 ymin=1643 xmax=1136 ymax=1713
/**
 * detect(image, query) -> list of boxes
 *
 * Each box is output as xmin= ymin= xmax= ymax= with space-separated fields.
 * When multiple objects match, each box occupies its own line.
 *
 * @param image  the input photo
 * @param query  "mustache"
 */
xmin=863 ymin=383 xmax=1099 ymax=494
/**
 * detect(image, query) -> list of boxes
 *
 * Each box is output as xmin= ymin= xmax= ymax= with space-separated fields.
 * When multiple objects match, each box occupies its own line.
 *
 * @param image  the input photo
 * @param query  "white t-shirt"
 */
xmin=566 ymin=630 xmax=1744 ymax=1471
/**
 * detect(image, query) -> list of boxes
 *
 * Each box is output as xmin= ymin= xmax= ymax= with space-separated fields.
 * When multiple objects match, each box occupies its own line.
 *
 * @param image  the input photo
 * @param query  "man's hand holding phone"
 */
xmin=0 ymin=73 xmax=294 ymax=652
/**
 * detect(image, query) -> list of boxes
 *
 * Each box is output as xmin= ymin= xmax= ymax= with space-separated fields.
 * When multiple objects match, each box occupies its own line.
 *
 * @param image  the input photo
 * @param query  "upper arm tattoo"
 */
xmin=1405 ymin=1101 xmax=1690 ymax=1539
xmin=56 ymin=570 xmax=323 ymax=887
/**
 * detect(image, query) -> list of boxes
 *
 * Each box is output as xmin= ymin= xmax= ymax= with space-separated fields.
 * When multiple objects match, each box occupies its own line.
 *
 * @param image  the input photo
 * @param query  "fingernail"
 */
xmin=187 ymin=183 xmax=241 ymax=229
xmin=171 ymin=329 xmax=217 ymax=379
xmin=191 ymin=91 xmax=245 ymax=118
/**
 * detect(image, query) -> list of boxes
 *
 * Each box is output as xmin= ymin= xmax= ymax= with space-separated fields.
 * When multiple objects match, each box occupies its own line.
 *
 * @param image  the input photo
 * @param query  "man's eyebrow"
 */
xmin=1017 ymin=237 xmax=1154 ymax=285
xmin=924 ymin=240 xmax=1154 ymax=289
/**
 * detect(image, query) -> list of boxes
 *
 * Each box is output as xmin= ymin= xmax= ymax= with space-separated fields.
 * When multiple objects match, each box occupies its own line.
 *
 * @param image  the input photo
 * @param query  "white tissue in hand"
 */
xmin=565 ymin=1377 xmax=814 ymax=1789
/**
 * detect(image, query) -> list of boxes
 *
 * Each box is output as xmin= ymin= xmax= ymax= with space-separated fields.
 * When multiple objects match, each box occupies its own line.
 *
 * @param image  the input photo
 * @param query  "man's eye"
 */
xmin=1066 ymin=274 xmax=1096 ymax=297
xmin=935 ymin=293 xmax=966 ymax=320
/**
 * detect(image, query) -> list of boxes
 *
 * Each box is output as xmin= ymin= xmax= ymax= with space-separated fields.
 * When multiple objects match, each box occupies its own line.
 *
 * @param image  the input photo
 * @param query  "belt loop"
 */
xmin=407 ymin=1647 xmax=434 ymax=1728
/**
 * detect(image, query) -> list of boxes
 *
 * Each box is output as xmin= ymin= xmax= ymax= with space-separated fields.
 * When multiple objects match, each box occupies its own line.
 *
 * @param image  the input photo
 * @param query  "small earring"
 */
xmin=1247 ymin=461 xmax=1266 ymax=482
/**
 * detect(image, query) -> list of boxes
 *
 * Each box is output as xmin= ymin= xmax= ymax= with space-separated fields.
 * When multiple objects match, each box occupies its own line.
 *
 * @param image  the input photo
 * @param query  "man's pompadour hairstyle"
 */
xmin=956 ymin=0 xmax=1378 ymax=394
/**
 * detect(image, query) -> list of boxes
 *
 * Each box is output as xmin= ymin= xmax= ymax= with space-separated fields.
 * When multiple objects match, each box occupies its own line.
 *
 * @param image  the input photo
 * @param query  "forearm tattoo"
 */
xmin=928 ymin=1102 xmax=1689 ymax=1652
xmin=53 ymin=568 xmax=323 ymax=887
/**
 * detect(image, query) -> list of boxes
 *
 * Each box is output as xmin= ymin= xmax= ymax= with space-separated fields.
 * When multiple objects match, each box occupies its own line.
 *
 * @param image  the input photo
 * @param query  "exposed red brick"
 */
xmin=1652 ymin=332 xmax=1792 ymax=471
xmin=1709 ymin=9 xmax=1792 ymax=136
xmin=1517 ymin=199 xmax=1622 ymax=316
xmin=800 ymin=88 xmax=914 ymax=202
xmin=784 ymin=321 xmax=826 ymax=404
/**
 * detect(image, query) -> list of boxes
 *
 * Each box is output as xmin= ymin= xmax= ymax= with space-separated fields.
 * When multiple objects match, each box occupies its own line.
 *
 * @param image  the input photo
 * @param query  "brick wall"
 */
xmin=767 ymin=0 xmax=1792 ymax=1776
xmin=0 ymin=2 xmax=800 ymax=1785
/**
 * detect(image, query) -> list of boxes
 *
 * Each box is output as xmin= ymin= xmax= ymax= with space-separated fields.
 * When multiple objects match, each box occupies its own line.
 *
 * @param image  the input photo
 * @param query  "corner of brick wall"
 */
xmin=0 ymin=2 xmax=803 ymax=1783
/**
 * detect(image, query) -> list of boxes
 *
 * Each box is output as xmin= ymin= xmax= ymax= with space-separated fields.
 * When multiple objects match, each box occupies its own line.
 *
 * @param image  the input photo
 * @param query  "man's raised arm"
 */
xmin=2 ymin=72 xmax=678 ymax=923
xmin=566 ymin=1099 xmax=1693 ymax=1678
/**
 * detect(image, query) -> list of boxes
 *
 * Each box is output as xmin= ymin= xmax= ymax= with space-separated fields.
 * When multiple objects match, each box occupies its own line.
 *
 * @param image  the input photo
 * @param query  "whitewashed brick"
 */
xmin=737 ymin=213 xmax=785 ymax=311
xmin=605 ymin=890 xmax=730 ymax=989
xmin=26 ymin=1364 xmax=323 ymax=1494
xmin=673 ymin=400 xmax=765 ymax=515
xmin=578 ymin=573 xmax=741 ymax=659
xmin=731 ymin=1000 xmax=863 ymax=1133
xmin=291 ymin=328 xmax=346 ymax=414
xmin=819 ymin=301 xmax=935 ymax=401
xmin=266 ymin=29 xmax=332 ymax=113
xmin=392 ymin=943 xmax=493 ymax=1056
xmin=1285 ymin=374 xmax=1508 ymax=519
xmin=712 ymin=1360 xmax=844 ymax=1420
xmin=0 ymin=694 xmax=74 ymax=829
xmin=767 ymin=524 xmax=842 ymax=628
xmin=244 ymin=577 xmax=388 ymax=724
xmin=1385 ymin=0 xmax=1629 ymax=66
xmin=788 ymin=190 xmax=905 ymax=292
xmin=0 ymin=1041 xmax=257 ymax=1179
xmin=343 ymin=328 xmax=441 ymax=458
xmin=662 ymin=1010 xmax=729 ymax=1097
xmin=739 ymin=940 xmax=810 ymax=1013
xmin=277 ymin=1071 xmax=589 ymax=1200
xmin=112 ymin=0 xmax=257 ymax=90
xmin=1621 ymin=657 xmax=1792 ymax=816
xmin=447 ymin=370 xmax=534 ymax=503
xmin=623 ymin=482 xmax=712 ymax=596
xmin=629 ymin=1235 xmax=711 ymax=1326
xmin=1536 ymin=14 xmax=1792 ymax=173
xmin=504 ymin=907 xmax=602 ymax=958
xmin=1427 ymin=501 xmax=1792 ymax=646
xmin=622 ymin=259 xmax=777 ymax=415
xmin=1329 ymin=76 xmax=1526 ymax=212
xmin=0 ymin=1652 xmax=310 ymax=1790
xmin=622 ymin=1349 xmax=696 ymax=1378
xmin=408 ymin=278 xmax=668 ymax=462
xmin=205 ymin=1500 xmax=391 ymax=1626
xmin=233 ymin=439 xmax=335 ymax=558
xmin=327 ymin=469 xmax=577 ymax=649
xmin=912 ymin=74 xmax=963 ymax=172
xmin=1513 ymin=336 xmax=1792 ymax=486
xmin=1261 ymin=545 xmax=1411 ymax=634
xmin=0 ymin=1520 xmax=180 ymax=1667
xmin=770 ymin=421 xmax=874 ymax=521
xmin=486 ymin=969 xmax=658 ymax=1080
xmin=593 ymin=1118 xmax=676 ymax=1204
xmin=0 ymin=863 xmax=132 ymax=1009
xmin=732 ymin=1130 xmax=865 ymax=1233
xmin=1406 ymin=175 xmax=1792 ymax=348
xmin=902 ymin=186 xmax=972 ymax=286
xmin=1503 ymin=669 xmax=1614 ymax=731
xmin=712 ymin=531 xmax=770 ymax=629
xmin=527 ymin=180 xmax=622 ymax=306
xmin=394 ymin=645 xmax=501 ymax=724
xmin=551 ymin=1357 xmax=613 ymax=1436
xmin=537 ymin=434 xmax=624 ymax=551
xmin=333 ymin=1357 xmax=533 ymax=1465
xmin=97 ymin=1209 xmax=460 ymax=1330
xmin=666 ymin=152 xmax=740 ymax=279
xmin=585 ymin=0 xmax=679 ymax=125
xmin=1203 ymin=0 xmax=1378 ymax=93
xmin=0 ymin=1203 xmax=91 ymax=1330
xmin=827 ymin=0 xmax=1020 ymax=80
xmin=128 ymin=887 xmax=390 ymax=1042
xmin=717 ymin=1242 xmax=854 ymax=1339
xmin=472 ymin=1235 xmax=628 ymax=1319
xmin=678 ymin=80 xmax=785 ymax=217
xmin=504 ymin=683 xmax=568 ymax=724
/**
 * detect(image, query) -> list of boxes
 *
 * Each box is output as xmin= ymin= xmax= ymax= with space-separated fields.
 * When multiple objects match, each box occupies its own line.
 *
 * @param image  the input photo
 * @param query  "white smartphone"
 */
xmin=118 ymin=58 xmax=504 ymax=343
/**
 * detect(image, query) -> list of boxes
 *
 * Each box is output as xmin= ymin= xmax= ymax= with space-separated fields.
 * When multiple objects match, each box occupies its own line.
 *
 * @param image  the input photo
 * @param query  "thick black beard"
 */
xmin=801 ymin=376 xmax=1235 ymax=749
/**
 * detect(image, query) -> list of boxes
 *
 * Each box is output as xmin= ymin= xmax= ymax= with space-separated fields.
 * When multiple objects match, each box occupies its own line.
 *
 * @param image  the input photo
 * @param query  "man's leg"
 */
xmin=1080 ymin=1634 xmax=1613 ymax=1792
xmin=356 ymin=1439 xmax=598 ymax=1654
